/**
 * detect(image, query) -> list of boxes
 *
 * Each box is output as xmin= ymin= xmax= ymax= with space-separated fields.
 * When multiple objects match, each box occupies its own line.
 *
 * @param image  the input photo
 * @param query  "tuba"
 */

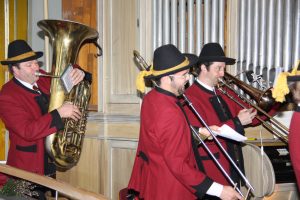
xmin=38 ymin=19 xmax=99 ymax=169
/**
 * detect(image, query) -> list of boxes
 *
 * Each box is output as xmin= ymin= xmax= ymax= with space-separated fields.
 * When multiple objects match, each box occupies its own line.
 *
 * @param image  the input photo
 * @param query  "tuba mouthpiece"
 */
xmin=35 ymin=72 xmax=60 ymax=78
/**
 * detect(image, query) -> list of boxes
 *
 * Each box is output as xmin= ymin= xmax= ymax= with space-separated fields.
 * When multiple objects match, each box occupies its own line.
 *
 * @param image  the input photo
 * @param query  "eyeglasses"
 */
xmin=169 ymin=73 xmax=191 ymax=79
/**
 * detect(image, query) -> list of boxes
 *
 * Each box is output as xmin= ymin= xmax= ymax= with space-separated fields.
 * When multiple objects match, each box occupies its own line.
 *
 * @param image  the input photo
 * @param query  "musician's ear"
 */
xmin=200 ymin=64 xmax=208 ymax=72
xmin=11 ymin=65 xmax=20 ymax=75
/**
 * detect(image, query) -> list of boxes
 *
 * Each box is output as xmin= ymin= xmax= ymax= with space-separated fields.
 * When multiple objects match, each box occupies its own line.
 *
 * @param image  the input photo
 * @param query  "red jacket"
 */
xmin=184 ymin=81 xmax=278 ymax=186
xmin=184 ymin=81 xmax=244 ymax=185
xmin=289 ymin=106 xmax=300 ymax=190
xmin=0 ymin=72 xmax=63 ymax=186
xmin=128 ymin=87 xmax=213 ymax=200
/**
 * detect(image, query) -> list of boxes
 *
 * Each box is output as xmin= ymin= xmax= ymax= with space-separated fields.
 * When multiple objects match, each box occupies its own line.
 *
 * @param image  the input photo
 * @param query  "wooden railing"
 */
xmin=0 ymin=164 xmax=107 ymax=200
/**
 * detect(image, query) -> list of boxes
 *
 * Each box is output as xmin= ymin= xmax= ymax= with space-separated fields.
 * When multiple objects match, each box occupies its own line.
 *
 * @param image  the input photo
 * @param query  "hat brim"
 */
xmin=287 ymin=75 xmax=300 ymax=82
xmin=145 ymin=53 xmax=198 ymax=80
xmin=198 ymin=56 xmax=236 ymax=65
xmin=1 ymin=51 xmax=43 ymax=65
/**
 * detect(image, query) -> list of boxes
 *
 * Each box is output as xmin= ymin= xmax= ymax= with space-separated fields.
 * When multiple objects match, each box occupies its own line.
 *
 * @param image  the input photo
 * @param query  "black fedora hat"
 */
xmin=1 ymin=39 xmax=43 ymax=65
xmin=287 ymin=75 xmax=300 ymax=82
xmin=198 ymin=43 xmax=236 ymax=65
xmin=145 ymin=44 xmax=198 ymax=79
xmin=287 ymin=61 xmax=300 ymax=82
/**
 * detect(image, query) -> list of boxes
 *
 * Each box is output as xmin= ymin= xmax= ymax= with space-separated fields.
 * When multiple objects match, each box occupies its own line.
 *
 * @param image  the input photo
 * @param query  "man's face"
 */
xmin=291 ymin=82 xmax=300 ymax=104
xmin=13 ymin=60 xmax=40 ymax=84
xmin=169 ymin=69 xmax=190 ymax=96
xmin=203 ymin=62 xmax=226 ymax=87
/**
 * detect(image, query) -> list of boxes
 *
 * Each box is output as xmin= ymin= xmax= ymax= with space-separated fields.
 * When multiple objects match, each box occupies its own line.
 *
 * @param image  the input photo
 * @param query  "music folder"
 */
xmin=60 ymin=64 xmax=74 ymax=93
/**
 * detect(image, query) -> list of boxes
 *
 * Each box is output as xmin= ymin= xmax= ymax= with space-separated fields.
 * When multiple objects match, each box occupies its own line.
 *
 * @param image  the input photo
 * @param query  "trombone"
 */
xmin=133 ymin=50 xmax=253 ymax=199
xmin=218 ymin=72 xmax=289 ymax=143
xmin=182 ymin=94 xmax=253 ymax=198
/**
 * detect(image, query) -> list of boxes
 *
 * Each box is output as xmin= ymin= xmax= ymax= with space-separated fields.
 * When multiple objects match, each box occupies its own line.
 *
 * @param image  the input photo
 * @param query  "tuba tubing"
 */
xmin=38 ymin=19 xmax=99 ymax=169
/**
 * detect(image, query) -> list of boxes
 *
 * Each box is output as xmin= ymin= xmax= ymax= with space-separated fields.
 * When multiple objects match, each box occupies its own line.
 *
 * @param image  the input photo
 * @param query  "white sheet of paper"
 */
xmin=214 ymin=124 xmax=248 ymax=142
xmin=273 ymin=110 xmax=293 ymax=129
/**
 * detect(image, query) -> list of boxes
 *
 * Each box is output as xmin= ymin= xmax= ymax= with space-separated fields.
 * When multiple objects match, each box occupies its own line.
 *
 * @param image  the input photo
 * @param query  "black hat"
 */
xmin=287 ymin=76 xmax=300 ymax=81
xmin=198 ymin=43 xmax=236 ymax=65
xmin=145 ymin=44 xmax=198 ymax=79
xmin=1 ymin=40 xmax=43 ymax=65
xmin=287 ymin=62 xmax=300 ymax=82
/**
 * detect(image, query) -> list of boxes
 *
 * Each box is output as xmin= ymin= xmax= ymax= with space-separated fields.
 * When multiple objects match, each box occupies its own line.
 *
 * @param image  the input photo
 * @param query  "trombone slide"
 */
xmin=182 ymin=94 xmax=255 ymax=195
xmin=217 ymin=78 xmax=289 ymax=143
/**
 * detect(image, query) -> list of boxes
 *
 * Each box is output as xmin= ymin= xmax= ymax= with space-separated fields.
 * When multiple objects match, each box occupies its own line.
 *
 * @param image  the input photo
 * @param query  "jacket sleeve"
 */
xmin=72 ymin=64 xmax=92 ymax=83
xmin=224 ymin=87 xmax=281 ymax=127
xmin=0 ymin=94 xmax=63 ymax=141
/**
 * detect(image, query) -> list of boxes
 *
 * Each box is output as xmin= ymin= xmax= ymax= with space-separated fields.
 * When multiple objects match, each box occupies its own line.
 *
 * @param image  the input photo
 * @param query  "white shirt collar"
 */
xmin=195 ymin=78 xmax=214 ymax=92
xmin=15 ymin=77 xmax=37 ymax=90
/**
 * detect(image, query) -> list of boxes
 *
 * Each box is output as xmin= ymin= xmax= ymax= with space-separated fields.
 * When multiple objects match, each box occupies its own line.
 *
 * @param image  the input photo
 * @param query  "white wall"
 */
xmin=27 ymin=0 xmax=62 ymax=69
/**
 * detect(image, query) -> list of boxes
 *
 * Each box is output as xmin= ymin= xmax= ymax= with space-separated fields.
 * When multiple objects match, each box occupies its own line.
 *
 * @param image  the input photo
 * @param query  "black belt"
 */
xmin=199 ymin=152 xmax=220 ymax=160
xmin=16 ymin=144 xmax=37 ymax=152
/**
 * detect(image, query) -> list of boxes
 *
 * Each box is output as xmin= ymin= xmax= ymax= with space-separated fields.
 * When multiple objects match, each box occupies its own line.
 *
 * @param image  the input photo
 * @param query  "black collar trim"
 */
xmin=194 ymin=81 xmax=215 ymax=95
xmin=155 ymin=87 xmax=177 ymax=99
xmin=13 ymin=78 xmax=39 ymax=94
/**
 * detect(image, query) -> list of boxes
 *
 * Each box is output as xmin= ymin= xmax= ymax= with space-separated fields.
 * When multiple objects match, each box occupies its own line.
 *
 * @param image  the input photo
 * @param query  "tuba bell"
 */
xmin=38 ymin=19 xmax=99 ymax=169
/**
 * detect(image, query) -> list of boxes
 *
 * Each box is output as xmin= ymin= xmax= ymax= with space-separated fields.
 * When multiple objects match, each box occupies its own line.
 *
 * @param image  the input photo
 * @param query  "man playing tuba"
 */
xmin=0 ymin=40 xmax=85 ymax=196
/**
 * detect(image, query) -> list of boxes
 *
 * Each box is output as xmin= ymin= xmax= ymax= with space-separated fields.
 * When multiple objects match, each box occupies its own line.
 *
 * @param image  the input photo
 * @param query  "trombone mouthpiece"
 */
xmin=218 ymin=78 xmax=225 ymax=83
xmin=35 ymin=72 xmax=60 ymax=78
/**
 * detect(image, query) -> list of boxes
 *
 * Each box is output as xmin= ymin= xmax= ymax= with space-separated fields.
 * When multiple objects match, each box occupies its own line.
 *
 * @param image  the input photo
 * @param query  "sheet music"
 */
xmin=213 ymin=124 xmax=248 ymax=142
xmin=60 ymin=64 xmax=74 ymax=93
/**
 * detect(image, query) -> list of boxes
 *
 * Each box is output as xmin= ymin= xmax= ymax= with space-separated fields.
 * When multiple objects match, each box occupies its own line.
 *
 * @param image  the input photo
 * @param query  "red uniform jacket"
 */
xmin=0 ymin=72 xmax=63 ymax=186
xmin=289 ymin=106 xmax=300 ymax=190
xmin=184 ymin=81 xmax=278 ymax=186
xmin=128 ymin=87 xmax=213 ymax=200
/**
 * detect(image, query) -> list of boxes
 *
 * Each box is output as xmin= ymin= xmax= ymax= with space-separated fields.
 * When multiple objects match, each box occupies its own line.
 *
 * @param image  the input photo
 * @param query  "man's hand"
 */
xmin=220 ymin=186 xmax=243 ymax=200
xmin=199 ymin=125 xmax=220 ymax=137
xmin=70 ymin=68 xmax=85 ymax=85
xmin=237 ymin=108 xmax=257 ymax=125
xmin=57 ymin=102 xmax=81 ymax=121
